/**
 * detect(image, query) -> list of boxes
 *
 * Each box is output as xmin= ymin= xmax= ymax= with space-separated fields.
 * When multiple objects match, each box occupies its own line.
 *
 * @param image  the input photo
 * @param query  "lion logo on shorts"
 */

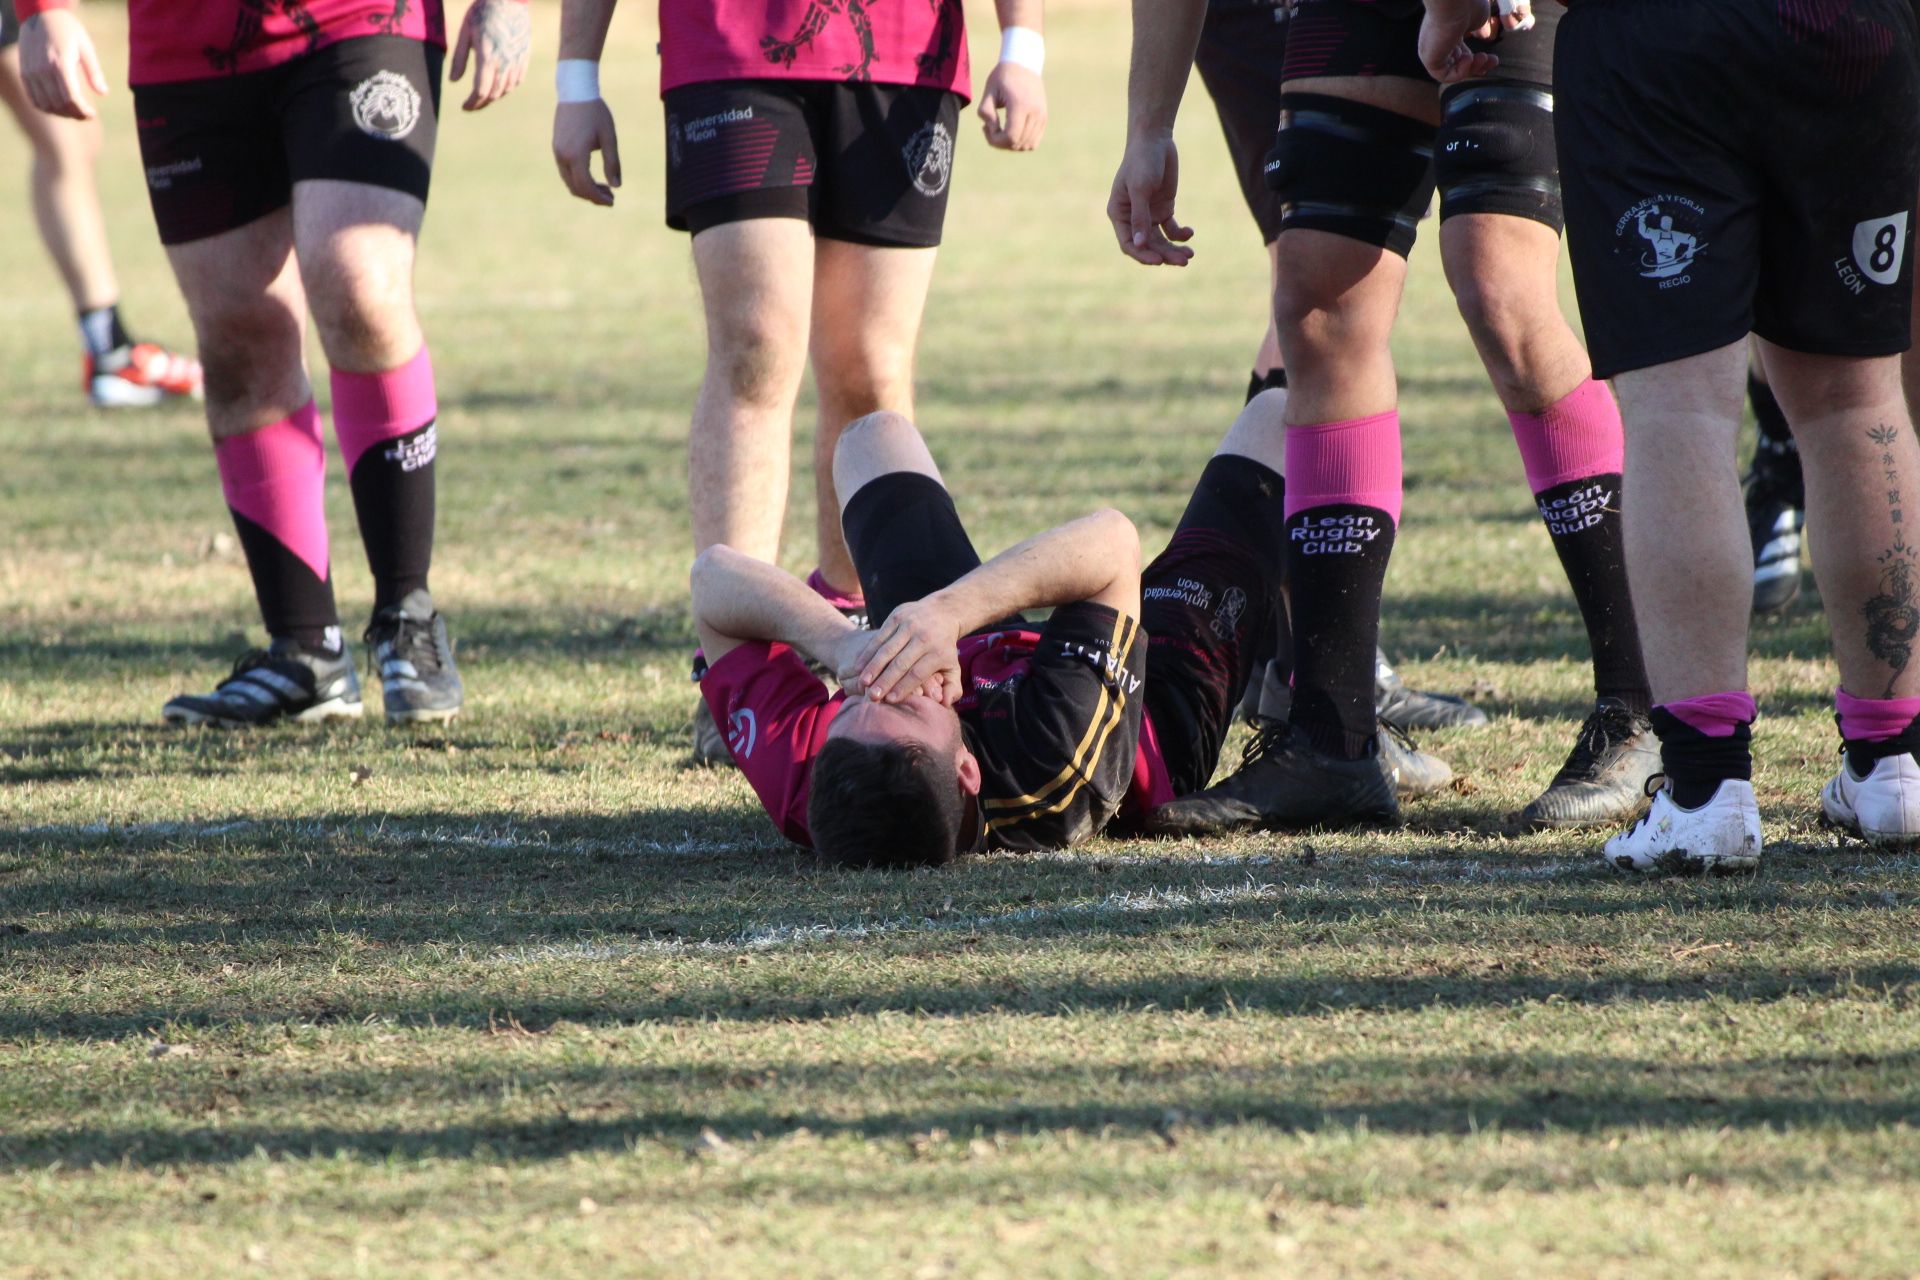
xmin=350 ymin=70 xmax=423 ymax=142
xmin=903 ymin=120 xmax=953 ymax=197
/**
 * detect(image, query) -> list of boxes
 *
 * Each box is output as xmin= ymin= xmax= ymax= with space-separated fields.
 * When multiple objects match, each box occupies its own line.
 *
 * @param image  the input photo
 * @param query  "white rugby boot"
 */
xmin=1603 ymin=778 xmax=1762 ymax=875
xmin=1822 ymin=751 xmax=1920 ymax=845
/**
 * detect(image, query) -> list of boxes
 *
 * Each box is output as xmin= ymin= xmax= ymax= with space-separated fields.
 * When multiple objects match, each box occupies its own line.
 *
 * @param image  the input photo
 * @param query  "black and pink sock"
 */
xmin=333 ymin=347 xmax=438 ymax=613
xmin=1835 ymin=688 xmax=1920 ymax=773
xmin=1510 ymin=379 xmax=1651 ymax=716
xmin=215 ymin=401 xmax=341 ymax=654
xmin=1284 ymin=410 xmax=1401 ymax=760
xmin=1650 ymin=692 xmax=1756 ymax=807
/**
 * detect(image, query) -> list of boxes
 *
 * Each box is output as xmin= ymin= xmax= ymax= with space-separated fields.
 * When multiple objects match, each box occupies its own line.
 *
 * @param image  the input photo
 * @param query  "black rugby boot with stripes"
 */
xmin=1744 ymin=446 xmax=1805 ymax=615
xmin=163 ymin=638 xmax=362 ymax=726
xmin=1146 ymin=721 xmax=1399 ymax=836
xmin=365 ymin=589 xmax=463 ymax=724
xmin=1374 ymin=647 xmax=1488 ymax=730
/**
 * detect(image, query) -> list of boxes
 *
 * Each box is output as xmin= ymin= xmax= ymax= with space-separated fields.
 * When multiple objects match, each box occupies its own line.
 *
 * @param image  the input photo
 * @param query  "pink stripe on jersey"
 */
xmin=1284 ymin=411 xmax=1403 ymax=524
xmin=216 ymin=402 xmax=331 ymax=582
xmin=121 ymin=0 xmax=448 ymax=87
xmin=332 ymin=347 xmax=437 ymax=472
xmin=1509 ymin=378 xmax=1625 ymax=493
xmin=1836 ymin=688 xmax=1920 ymax=742
xmin=1660 ymin=691 xmax=1757 ymax=738
xmin=660 ymin=0 xmax=971 ymax=99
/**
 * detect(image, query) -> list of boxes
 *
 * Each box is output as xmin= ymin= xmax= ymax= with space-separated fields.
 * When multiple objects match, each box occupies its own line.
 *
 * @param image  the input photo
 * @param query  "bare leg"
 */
xmin=1612 ymin=341 xmax=1751 ymax=702
xmin=1763 ymin=344 xmax=1920 ymax=700
xmin=163 ymin=211 xmax=309 ymax=440
xmin=688 ymin=219 xmax=815 ymax=561
xmin=1438 ymin=213 xmax=1591 ymax=412
xmin=809 ymin=238 xmax=938 ymax=594
xmin=1252 ymin=238 xmax=1282 ymax=380
xmin=0 ymin=44 xmax=118 ymax=312
xmin=292 ymin=179 xmax=425 ymax=374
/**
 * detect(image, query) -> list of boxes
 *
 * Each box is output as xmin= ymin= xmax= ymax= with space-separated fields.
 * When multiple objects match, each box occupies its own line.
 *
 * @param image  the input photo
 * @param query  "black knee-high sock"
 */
xmin=1283 ymin=412 xmax=1401 ymax=760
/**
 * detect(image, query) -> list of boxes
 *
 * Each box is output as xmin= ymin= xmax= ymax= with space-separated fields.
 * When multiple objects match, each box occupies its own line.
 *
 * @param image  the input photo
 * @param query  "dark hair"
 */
xmin=807 ymin=736 xmax=969 ymax=868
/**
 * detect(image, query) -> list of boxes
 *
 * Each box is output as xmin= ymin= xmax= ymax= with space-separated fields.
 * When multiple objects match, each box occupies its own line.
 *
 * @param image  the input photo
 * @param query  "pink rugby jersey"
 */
xmin=17 ymin=0 xmax=452 ymax=86
xmin=658 ymin=0 xmax=970 ymax=98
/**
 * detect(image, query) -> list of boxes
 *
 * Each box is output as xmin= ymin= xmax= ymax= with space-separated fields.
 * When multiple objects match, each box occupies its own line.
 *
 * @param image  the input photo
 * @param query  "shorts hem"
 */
xmin=1589 ymin=329 xmax=1752 ymax=381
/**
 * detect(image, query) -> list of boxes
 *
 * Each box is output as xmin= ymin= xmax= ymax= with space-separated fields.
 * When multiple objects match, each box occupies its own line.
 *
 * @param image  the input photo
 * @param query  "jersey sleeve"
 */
xmin=699 ymin=642 xmax=842 ymax=847
xmin=977 ymin=602 xmax=1148 ymax=848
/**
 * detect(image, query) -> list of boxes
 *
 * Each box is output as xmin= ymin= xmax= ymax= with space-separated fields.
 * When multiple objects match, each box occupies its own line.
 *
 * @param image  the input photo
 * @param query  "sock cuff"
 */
xmin=1509 ymin=378 xmax=1624 ymax=494
xmin=332 ymin=346 xmax=437 ymax=470
xmin=1835 ymin=687 xmax=1920 ymax=742
xmin=1284 ymin=411 xmax=1402 ymax=524
xmin=806 ymin=568 xmax=866 ymax=611
xmin=1656 ymin=691 xmax=1757 ymax=738
xmin=215 ymin=401 xmax=324 ymax=493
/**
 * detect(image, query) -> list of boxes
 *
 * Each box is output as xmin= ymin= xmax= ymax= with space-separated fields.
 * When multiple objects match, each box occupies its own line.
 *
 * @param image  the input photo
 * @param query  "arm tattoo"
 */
xmin=1864 ymin=423 xmax=1919 ymax=696
xmin=478 ymin=0 xmax=533 ymax=68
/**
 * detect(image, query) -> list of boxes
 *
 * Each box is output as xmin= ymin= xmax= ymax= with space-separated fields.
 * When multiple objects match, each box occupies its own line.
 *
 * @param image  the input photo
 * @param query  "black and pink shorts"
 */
xmin=662 ymin=78 xmax=961 ymax=247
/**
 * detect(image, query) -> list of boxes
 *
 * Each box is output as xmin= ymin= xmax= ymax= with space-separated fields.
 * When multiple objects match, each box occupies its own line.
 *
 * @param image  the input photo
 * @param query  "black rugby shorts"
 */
xmin=1194 ymin=2 xmax=1291 ymax=243
xmin=663 ymin=79 xmax=960 ymax=248
xmin=1557 ymin=0 xmax=1920 ymax=377
xmin=133 ymin=36 xmax=442 ymax=246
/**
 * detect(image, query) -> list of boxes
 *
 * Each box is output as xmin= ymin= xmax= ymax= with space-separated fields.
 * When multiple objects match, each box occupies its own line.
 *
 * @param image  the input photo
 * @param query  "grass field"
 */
xmin=5 ymin=4 xmax=1920 ymax=1276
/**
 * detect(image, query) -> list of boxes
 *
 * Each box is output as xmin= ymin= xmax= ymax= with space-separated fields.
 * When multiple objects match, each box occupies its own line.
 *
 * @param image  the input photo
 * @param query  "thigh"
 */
xmin=663 ymin=79 xmax=817 ymax=235
xmin=690 ymin=217 xmax=816 ymax=357
xmin=1755 ymin=0 xmax=1920 ymax=359
xmin=165 ymin=208 xmax=308 ymax=424
xmin=815 ymin=83 xmax=959 ymax=248
xmin=279 ymin=36 xmax=442 ymax=210
xmin=133 ymin=73 xmax=290 ymax=246
xmin=1194 ymin=3 xmax=1291 ymax=244
xmin=1554 ymin=0 xmax=1759 ymax=380
xmin=291 ymin=178 xmax=424 ymax=366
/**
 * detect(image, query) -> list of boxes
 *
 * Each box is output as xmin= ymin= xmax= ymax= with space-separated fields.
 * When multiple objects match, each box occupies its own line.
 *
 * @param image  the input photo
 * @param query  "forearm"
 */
xmin=994 ymin=0 xmax=1043 ymax=35
xmin=558 ymin=0 xmax=617 ymax=60
xmin=930 ymin=509 xmax=1138 ymax=630
xmin=691 ymin=547 xmax=857 ymax=666
xmin=1127 ymin=0 xmax=1205 ymax=136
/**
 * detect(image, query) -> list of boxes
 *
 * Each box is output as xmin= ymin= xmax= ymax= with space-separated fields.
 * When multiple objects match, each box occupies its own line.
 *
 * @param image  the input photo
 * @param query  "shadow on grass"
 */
xmin=3 ymin=1048 xmax=1917 ymax=1171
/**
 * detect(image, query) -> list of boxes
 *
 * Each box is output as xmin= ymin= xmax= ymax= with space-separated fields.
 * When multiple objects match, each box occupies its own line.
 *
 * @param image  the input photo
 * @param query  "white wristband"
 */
xmin=556 ymin=59 xmax=602 ymax=104
xmin=998 ymin=26 xmax=1044 ymax=75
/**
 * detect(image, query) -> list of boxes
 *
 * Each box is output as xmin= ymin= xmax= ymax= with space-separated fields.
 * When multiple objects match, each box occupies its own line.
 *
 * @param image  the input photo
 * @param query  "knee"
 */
xmin=813 ymin=336 xmax=915 ymax=417
xmin=1450 ymin=275 xmax=1529 ymax=371
xmin=832 ymin=410 xmax=917 ymax=473
xmin=706 ymin=315 xmax=807 ymax=408
xmin=193 ymin=301 xmax=303 ymax=413
xmin=307 ymin=276 xmax=416 ymax=369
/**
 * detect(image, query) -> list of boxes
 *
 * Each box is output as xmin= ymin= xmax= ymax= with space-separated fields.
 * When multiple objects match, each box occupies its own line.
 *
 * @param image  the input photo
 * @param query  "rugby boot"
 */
xmin=1375 ymin=647 xmax=1489 ymax=730
xmin=1744 ymin=441 xmax=1805 ymax=615
xmin=364 ymin=589 xmax=463 ymax=724
xmin=1378 ymin=721 xmax=1453 ymax=799
xmin=690 ymin=653 xmax=734 ymax=766
xmin=163 ymin=638 xmax=362 ymax=726
xmin=1604 ymin=778 xmax=1762 ymax=875
xmin=88 ymin=341 xmax=203 ymax=408
xmin=1521 ymin=697 xmax=1660 ymax=829
xmin=1146 ymin=721 xmax=1399 ymax=836
xmin=1822 ymin=739 xmax=1920 ymax=845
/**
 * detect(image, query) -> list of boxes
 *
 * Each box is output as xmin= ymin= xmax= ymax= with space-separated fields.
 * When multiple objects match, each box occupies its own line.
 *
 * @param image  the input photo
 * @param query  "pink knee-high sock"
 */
xmin=1835 ymin=688 xmax=1920 ymax=742
xmin=1283 ymin=410 xmax=1402 ymax=759
xmin=331 ymin=346 xmax=439 ymax=612
xmin=215 ymin=401 xmax=340 ymax=650
xmin=1509 ymin=378 xmax=1650 ymax=715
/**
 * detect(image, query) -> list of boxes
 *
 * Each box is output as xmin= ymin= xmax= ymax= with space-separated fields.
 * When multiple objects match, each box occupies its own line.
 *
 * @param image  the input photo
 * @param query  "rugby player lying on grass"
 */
xmin=691 ymin=403 xmax=1441 ymax=867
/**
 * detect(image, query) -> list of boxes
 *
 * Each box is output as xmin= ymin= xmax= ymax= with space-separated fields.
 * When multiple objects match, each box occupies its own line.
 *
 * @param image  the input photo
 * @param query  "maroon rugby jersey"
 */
xmin=18 ymin=0 xmax=450 ymax=86
xmin=700 ymin=603 xmax=1168 ymax=853
xmin=659 ymin=0 xmax=970 ymax=98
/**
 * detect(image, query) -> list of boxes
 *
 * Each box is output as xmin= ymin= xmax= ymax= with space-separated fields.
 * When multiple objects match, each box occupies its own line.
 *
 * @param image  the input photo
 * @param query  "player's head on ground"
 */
xmin=809 ymin=689 xmax=983 ymax=868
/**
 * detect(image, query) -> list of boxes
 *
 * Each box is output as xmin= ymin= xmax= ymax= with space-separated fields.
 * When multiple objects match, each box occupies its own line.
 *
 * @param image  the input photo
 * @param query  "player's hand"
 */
xmin=553 ymin=100 xmax=622 ymax=205
xmin=1419 ymin=0 xmax=1500 ymax=83
xmin=853 ymin=599 xmax=964 ymax=706
xmin=977 ymin=62 xmax=1047 ymax=151
xmin=1108 ymin=133 xmax=1194 ymax=266
xmin=18 ymin=10 xmax=108 ymax=121
xmin=1497 ymin=0 xmax=1536 ymax=32
xmin=451 ymin=0 xmax=532 ymax=111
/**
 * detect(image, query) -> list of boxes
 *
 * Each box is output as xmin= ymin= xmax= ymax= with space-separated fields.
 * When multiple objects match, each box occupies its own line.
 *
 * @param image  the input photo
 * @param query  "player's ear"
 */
xmin=956 ymin=746 xmax=982 ymax=796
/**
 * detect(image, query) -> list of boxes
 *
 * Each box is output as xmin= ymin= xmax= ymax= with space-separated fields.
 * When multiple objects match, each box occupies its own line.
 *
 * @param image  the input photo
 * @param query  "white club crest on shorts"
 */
xmin=1615 ymin=195 xmax=1708 ymax=283
xmin=727 ymin=707 xmax=757 ymax=759
xmin=1852 ymin=213 xmax=1909 ymax=287
xmin=350 ymin=70 xmax=422 ymax=141
xmin=903 ymin=121 xmax=954 ymax=197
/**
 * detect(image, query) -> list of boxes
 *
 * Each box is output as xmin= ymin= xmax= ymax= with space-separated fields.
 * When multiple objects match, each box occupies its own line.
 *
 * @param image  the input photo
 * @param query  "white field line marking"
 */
xmin=492 ymin=879 xmax=1288 ymax=963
